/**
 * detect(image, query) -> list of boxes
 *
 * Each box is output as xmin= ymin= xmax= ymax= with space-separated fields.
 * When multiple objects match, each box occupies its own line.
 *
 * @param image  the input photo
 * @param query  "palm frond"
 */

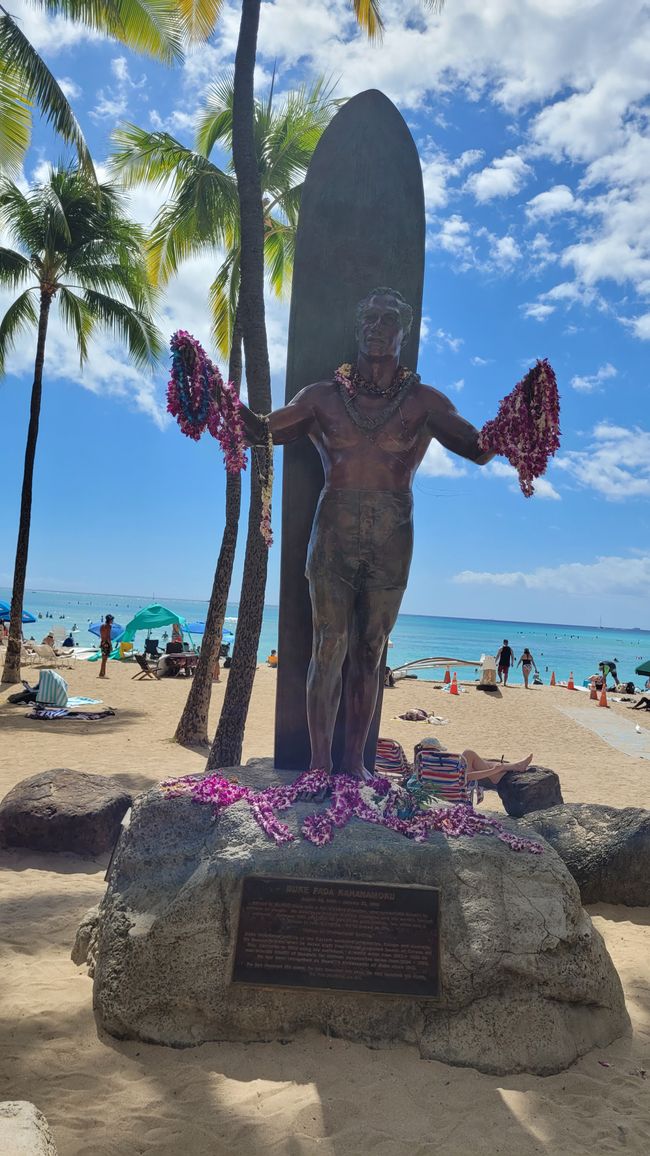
xmin=263 ymin=221 xmax=295 ymax=298
xmin=57 ymin=286 xmax=93 ymax=364
xmin=0 ymin=289 xmax=38 ymax=376
xmin=0 ymin=247 xmax=33 ymax=290
xmin=147 ymin=163 xmax=237 ymax=284
xmin=196 ymin=71 xmax=234 ymax=158
xmin=351 ymin=0 xmax=384 ymax=41
xmin=0 ymin=177 xmax=45 ymax=255
xmin=175 ymin=0 xmax=224 ymax=42
xmin=110 ymin=124 xmax=196 ymax=188
xmin=83 ymin=288 xmax=163 ymax=368
xmin=35 ymin=1 xmax=185 ymax=63
xmin=208 ymin=250 xmax=239 ymax=358
xmin=0 ymin=12 xmax=95 ymax=178
xmin=0 ymin=56 xmax=32 ymax=176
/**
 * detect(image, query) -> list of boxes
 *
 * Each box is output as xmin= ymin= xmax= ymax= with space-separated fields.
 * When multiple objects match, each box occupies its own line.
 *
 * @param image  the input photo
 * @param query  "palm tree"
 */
xmin=111 ymin=74 xmax=338 ymax=746
xmin=0 ymin=1 xmax=224 ymax=175
xmin=0 ymin=166 xmax=162 ymax=684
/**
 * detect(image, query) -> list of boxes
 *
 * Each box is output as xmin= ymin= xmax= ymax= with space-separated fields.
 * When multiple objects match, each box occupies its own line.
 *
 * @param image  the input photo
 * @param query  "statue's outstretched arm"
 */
xmin=426 ymin=390 xmax=494 ymax=465
xmin=238 ymin=385 xmax=317 ymax=446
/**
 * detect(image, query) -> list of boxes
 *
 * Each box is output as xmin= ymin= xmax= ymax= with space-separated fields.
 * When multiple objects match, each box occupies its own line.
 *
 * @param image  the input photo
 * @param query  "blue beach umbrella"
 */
xmin=0 ymin=602 xmax=36 ymax=623
xmin=185 ymin=622 xmax=234 ymax=640
xmin=88 ymin=620 xmax=124 ymax=641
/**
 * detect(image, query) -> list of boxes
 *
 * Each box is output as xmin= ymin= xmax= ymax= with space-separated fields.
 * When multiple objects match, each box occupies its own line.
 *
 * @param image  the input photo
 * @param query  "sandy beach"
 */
xmin=1 ymin=661 xmax=649 ymax=1154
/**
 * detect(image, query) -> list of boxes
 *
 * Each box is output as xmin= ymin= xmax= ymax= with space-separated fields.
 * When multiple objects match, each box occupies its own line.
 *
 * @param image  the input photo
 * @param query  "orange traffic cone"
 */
xmin=567 ymin=671 xmax=575 ymax=690
xmin=550 ymin=671 xmax=556 ymax=686
xmin=589 ymin=679 xmax=598 ymax=701
xmin=443 ymin=668 xmax=451 ymax=685
xmin=450 ymin=672 xmax=459 ymax=696
xmin=599 ymin=683 xmax=609 ymax=708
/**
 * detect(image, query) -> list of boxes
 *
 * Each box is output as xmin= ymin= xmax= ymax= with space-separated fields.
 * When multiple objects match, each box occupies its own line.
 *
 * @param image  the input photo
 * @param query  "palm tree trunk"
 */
xmin=208 ymin=0 xmax=273 ymax=768
xmin=2 ymin=292 xmax=52 ymax=685
xmin=174 ymin=318 xmax=243 ymax=746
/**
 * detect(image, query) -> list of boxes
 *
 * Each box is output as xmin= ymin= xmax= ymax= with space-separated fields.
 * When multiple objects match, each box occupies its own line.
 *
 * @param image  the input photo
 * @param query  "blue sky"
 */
xmin=2 ymin=0 xmax=650 ymax=628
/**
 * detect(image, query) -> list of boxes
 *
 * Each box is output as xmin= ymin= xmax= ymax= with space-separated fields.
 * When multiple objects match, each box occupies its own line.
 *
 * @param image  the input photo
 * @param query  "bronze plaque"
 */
xmin=232 ymin=876 xmax=440 ymax=998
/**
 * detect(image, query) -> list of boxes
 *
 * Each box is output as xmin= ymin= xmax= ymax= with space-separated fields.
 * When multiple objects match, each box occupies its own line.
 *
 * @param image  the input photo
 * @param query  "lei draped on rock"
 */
xmin=167 ymin=330 xmax=272 ymax=545
xmin=161 ymin=769 xmax=544 ymax=854
xmin=478 ymin=359 xmax=561 ymax=497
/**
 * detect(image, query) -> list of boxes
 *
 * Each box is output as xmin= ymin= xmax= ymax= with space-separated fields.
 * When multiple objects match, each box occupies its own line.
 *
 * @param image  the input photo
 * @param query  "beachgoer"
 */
xmin=62 ymin=633 xmax=74 ymax=648
xmin=99 ymin=614 xmax=114 ymax=678
xmin=495 ymin=639 xmax=515 ymax=685
xmin=462 ymin=750 xmax=533 ymax=784
xmin=171 ymin=622 xmax=183 ymax=646
xmin=517 ymin=647 xmax=538 ymax=689
xmin=630 ymin=696 xmax=650 ymax=711
xmin=384 ymin=666 xmax=396 ymax=688
xmin=213 ymin=653 xmax=221 ymax=683
xmin=41 ymin=631 xmax=55 ymax=647
xmin=267 ymin=649 xmax=278 ymax=668
xmin=599 ymin=658 xmax=619 ymax=688
xmin=233 ymin=287 xmax=494 ymax=779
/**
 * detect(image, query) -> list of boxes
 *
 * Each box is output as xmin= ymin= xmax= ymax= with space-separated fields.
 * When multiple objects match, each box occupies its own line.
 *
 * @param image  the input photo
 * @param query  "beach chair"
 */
xmin=375 ymin=738 xmax=410 ymax=782
xmin=132 ymin=653 xmax=158 ymax=680
xmin=413 ymin=749 xmax=484 ymax=807
xmin=144 ymin=639 xmax=161 ymax=661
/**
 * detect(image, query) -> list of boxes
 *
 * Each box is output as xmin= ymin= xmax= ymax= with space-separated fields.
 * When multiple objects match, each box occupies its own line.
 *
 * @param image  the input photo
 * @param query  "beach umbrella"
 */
xmin=185 ymin=621 xmax=234 ymax=640
xmin=0 ymin=603 xmax=36 ymax=623
xmin=635 ymin=659 xmax=650 ymax=677
xmin=88 ymin=620 xmax=124 ymax=641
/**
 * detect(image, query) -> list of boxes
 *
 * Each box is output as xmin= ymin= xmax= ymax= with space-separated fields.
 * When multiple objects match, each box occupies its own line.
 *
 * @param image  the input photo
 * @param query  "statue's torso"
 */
xmin=307 ymin=380 xmax=434 ymax=492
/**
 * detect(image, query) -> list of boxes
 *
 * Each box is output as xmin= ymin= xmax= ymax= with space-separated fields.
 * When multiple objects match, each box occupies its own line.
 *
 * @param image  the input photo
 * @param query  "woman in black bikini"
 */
xmin=517 ymin=647 xmax=538 ymax=689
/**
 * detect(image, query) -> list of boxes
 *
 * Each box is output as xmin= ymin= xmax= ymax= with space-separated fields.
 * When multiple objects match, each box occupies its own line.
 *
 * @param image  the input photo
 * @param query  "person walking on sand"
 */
xmin=99 ymin=614 xmax=114 ymax=679
xmin=495 ymin=639 xmax=515 ymax=685
xmin=517 ymin=647 xmax=538 ymax=689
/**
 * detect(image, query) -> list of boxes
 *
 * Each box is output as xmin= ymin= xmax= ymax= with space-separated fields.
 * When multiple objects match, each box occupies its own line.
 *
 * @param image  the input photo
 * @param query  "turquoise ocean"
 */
xmin=3 ymin=585 xmax=650 ymax=689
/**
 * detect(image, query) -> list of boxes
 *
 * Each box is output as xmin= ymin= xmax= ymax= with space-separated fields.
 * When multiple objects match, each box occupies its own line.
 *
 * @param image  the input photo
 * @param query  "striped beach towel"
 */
xmin=35 ymin=669 xmax=68 ymax=707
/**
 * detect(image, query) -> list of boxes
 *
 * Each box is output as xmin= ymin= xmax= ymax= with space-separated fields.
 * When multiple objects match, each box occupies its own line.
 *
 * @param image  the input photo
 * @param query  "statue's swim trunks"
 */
xmin=306 ymin=488 xmax=413 ymax=592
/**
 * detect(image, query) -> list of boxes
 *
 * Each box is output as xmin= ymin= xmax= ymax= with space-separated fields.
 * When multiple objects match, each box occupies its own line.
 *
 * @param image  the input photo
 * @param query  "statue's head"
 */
xmin=355 ymin=287 xmax=413 ymax=360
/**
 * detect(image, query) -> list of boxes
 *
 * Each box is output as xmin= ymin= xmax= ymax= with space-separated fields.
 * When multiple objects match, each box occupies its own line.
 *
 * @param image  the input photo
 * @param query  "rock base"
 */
xmin=86 ymin=761 xmax=629 ymax=1075
xmin=0 ymin=768 xmax=132 ymax=855
xmin=497 ymin=765 xmax=564 ymax=816
xmin=514 ymin=803 xmax=650 ymax=906
xmin=0 ymin=1102 xmax=58 ymax=1155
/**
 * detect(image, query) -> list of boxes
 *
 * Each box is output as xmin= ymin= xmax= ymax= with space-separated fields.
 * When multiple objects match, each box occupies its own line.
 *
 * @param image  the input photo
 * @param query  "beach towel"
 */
xmin=67 ymin=696 xmax=101 ymax=707
xmin=35 ymin=669 xmax=68 ymax=707
xmin=26 ymin=706 xmax=115 ymax=721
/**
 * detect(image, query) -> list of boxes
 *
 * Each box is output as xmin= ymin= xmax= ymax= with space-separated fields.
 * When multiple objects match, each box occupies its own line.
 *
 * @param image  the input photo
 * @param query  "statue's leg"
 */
xmin=306 ymin=572 xmax=354 ymax=772
xmin=340 ymin=584 xmax=404 ymax=778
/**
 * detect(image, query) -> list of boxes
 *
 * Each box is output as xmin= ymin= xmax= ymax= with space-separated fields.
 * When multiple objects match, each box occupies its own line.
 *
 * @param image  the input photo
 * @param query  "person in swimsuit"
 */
xmin=517 ymin=647 xmax=538 ymax=689
xmin=99 ymin=614 xmax=114 ymax=678
xmin=495 ymin=639 xmax=514 ymax=685
xmin=233 ymin=287 xmax=494 ymax=779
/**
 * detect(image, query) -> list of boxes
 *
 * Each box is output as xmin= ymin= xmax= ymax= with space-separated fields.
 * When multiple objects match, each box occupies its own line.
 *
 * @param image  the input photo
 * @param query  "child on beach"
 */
xmin=99 ymin=615 xmax=114 ymax=678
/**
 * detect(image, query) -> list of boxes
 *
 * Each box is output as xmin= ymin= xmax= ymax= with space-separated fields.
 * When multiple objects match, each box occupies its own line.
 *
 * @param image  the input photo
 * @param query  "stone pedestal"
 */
xmin=85 ymin=762 xmax=629 ymax=1076
xmin=497 ymin=765 xmax=564 ymax=817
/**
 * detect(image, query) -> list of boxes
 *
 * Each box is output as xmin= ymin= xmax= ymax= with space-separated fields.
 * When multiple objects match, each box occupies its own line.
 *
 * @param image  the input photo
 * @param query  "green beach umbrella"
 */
xmin=634 ymin=659 xmax=650 ymax=677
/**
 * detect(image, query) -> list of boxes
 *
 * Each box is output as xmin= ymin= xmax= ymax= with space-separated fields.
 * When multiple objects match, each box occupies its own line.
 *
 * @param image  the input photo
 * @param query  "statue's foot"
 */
xmin=300 ymin=768 xmax=332 ymax=802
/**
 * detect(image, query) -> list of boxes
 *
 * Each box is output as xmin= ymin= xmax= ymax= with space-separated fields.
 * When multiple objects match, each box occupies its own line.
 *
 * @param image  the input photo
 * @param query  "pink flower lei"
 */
xmin=160 ymin=768 xmax=544 ymax=855
xmin=478 ymin=359 xmax=561 ymax=497
xmin=167 ymin=330 xmax=273 ymax=545
xmin=334 ymin=362 xmax=414 ymax=398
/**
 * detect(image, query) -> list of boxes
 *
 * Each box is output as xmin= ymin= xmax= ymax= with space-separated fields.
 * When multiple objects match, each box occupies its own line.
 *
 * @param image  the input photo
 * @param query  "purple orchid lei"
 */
xmin=160 ymin=768 xmax=544 ymax=855
xmin=478 ymin=359 xmax=561 ymax=497
xmin=167 ymin=330 xmax=247 ymax=473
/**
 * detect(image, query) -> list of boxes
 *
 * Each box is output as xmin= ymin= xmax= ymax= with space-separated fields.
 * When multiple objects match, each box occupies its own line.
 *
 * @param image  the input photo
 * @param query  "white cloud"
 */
xmin=556 ymin=422 xmax=650 ymax=500
xmin=454 ymin=554 xmax=650 ymax=598
xmin=429 ymin=214 xmax=474 ymax=265
xmin=526 ymin=184 xmax=576 ymax=221
xmin=465 ymin=152 xmax=531 ymax=203
xmin=471 ymin=355 xmax=490 ymax=366
xmin=433 ymin=328 xmax=463 ymax=353
xmin=570 ymin=362 xmax=617 ymax=393
xmin=91 ymin=57 xmax=148 ymax=122
xmin=522 ymin=302 xmax=555 ymax=321
xmin=487 ymin=233 xmax=522 ymax=269
xmin=57 ymin=77 xmax=82 ymax=101
xmin=486 ymin=460 xmax=561 ymax=500
xmin=420 ymin=146 xmax=482 ymax=210
xmin=421 ymin=441 xmax=468 ymax=478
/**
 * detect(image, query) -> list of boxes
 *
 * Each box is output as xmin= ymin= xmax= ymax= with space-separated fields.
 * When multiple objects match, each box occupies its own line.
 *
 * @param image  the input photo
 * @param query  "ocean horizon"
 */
xmin=4 ymin=585 xmax=650 ymax=689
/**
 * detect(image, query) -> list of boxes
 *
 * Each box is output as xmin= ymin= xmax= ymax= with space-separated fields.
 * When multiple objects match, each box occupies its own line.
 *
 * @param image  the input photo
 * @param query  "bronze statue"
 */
xmin=239 ymin=288 xmax=494 ymax=780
